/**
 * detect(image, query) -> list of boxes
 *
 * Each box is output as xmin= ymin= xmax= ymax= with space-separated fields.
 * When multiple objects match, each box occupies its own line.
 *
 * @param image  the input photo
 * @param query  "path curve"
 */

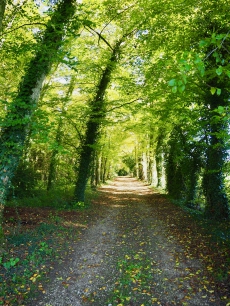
xmin=33 ymin=177 xmax=223 ymax=306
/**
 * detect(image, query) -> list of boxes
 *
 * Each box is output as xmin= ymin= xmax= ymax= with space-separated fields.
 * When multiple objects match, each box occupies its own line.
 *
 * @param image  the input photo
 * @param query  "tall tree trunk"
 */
xmin=155 ymin=133 xmax=164 ymax=188
xmin=74 ymin=40 xmax=122 ymax=202
xmin=46 ymin=118 xmax=62 ymax=191
xmin=0 ymin=0 xmax=76 ymax=245
xmin=0 ymin=0 xmax=6 ymax=34
xmin=202 ymin=91 xmax=229 ymax=220
xmin=101 ymin=156 xmax=107 ymax=183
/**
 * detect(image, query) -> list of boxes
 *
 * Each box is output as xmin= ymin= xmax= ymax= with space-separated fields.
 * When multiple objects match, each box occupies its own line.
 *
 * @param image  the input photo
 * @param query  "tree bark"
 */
xmin=46 ymin=118 xmax=62 ymax=191
xmin=202 ymin=91 xmax=229 ymax=220
xmin=0 ymin=0 xmax=76 ymax=245
xmin=74 ymin=40 xmax=122 ymax=202
xmin=0 ymin=0 xmax=6 ymax=34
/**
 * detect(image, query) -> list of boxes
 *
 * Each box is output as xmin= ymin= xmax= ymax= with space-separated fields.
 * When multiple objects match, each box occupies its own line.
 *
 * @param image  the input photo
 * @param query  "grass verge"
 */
xmin=0 ymin=220 xmax=78 ymax=306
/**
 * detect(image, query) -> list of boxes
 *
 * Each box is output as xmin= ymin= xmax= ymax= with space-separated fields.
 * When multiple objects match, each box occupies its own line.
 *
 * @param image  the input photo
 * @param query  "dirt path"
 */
xmin=33 ymin=177 xmax=225 ymax=306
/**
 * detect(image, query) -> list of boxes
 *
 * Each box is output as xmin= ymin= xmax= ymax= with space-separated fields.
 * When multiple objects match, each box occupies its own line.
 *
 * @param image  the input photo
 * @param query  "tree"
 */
xmin=74 ymin=37 xmax=126 ymax=202
xmin=0 ymin=0 xmax=6 ymax=33
xmin=0 ymin=0 xmax=78 ymax=243
xmin=177 ymin=2 xmax=230 ymax=219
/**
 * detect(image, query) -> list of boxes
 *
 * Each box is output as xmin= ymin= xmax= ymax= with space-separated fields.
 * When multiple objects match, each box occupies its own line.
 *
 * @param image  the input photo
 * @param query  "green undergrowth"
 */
xmin=7 ymin=185 xmax=97 ymax=210
xmin=1 ymin=186 xmax=98 ymax=305
xmin=166 ymin=195 xmax=230 ymax=247
xmin=0 ymin=221 xmax=78 ymax=305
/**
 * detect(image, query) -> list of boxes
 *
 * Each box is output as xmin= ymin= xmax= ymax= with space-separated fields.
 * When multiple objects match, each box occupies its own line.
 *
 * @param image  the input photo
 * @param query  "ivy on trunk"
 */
xmin=0 ymin=0 xmax=77 ymax=244
xmin=74 ymin=39 xmax=123 ymax=202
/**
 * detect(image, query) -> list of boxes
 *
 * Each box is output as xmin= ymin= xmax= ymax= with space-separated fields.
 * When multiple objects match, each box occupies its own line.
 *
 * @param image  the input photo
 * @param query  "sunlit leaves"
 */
xmin=168 ymin=77 xmax=186 ymax=93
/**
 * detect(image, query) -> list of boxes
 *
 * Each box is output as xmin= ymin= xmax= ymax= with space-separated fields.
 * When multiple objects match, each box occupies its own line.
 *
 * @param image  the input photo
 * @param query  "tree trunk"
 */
xmin=47 ymin=118 xmax=62 ymax=191
xmin=74 ymin=40 xmax=122 ymax=202
xmin=0 ymin=0 xmax=76 ymax=244
xmin=155 ymin=133 xmax=164 ymax=188
xmin=101 ymin=156 xmax=108 ymax=183
xmin=0 ymin=0 xmax=6 ymax=34
xmin=202 ymin=91 xmax=229 ymax=220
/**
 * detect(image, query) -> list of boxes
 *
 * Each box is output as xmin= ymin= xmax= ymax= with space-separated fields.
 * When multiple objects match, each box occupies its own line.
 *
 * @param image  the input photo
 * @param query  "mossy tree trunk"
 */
xmin=0 ymin=0 xmax=6 ymax=34
xmin=0 ymin=0 xmax=77 ymax=244
xmin=202 ymin=91 xmax=229 ymax=220
xmin=74 ymin=40 xmax=123 ymax=202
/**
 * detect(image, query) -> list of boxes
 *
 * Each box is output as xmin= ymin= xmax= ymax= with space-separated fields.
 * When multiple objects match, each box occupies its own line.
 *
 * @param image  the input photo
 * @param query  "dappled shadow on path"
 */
xmin=99 ymin=176 xmax=152 ymax=195
xmin=96 ymin=176 xmax=156 ymax=206
xmin=32 ymin=176 xmax=228 ymax=306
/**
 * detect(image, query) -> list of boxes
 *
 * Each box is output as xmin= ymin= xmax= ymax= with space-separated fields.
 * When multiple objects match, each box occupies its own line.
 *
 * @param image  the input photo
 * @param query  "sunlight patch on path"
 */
xmin=34 ymin=177 xmax=223 ymax=306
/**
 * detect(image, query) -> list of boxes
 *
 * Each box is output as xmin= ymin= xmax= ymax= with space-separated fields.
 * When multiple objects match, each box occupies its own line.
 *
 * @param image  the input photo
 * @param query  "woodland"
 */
xmin=1 ymin=1 xmax=230 ymax=238
xmin=1 ymin=0 xmax=230 ymax=304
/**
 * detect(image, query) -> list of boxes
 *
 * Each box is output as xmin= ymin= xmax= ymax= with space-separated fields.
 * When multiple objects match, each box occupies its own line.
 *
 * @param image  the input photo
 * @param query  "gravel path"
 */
xmin=33 ymin=177 xmax=224 ymax=306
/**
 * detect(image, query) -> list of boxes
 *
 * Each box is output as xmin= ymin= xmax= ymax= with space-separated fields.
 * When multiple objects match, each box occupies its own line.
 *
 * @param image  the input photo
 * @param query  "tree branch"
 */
xmin=107 ymin=98 xmax=141 ymax=113
xmin=0 ymin=22 xmax=47 ymax=37
xmin=204 ymin=30 xmax=230 ymax=61
xmin=99 ymin=3 xmax=136 ymax=37
xmin=85 ymin=25 xmax=113 ymax=51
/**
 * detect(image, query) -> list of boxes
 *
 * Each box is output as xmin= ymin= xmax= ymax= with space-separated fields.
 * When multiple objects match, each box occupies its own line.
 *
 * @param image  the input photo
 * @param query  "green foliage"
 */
xmin=71 ymin=201 xmax=87 ymax=209
xmin=117 ymin=168 xmax=128 ymax=176
xmin=2 ymin=257 xmax=20 ymax=270
xmin=1 ymin=0 xmax=230 ymax=258
xmin=165 ymin=125 xmax=204 ymax=209
xmin=10 ymin=161 xmax=39 ymax=197
xmin=122 ymin=155 xmax=136 ymax=173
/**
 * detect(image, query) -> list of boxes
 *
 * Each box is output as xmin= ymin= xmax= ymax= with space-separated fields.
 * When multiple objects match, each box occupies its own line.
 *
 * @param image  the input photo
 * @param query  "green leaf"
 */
xmin=179 ymin=85 xmax=185 ymax=93
xmin=169 ymin=79 xmax=176 ymax=86
xmin=210 ymin=87 xmax=216 ymax=95
xmin=216 ymin=106 xmax=225 ymax=114
xmin=216 ymin=88 xmax=221 ymax=96
xmin=185 ymin=64 xmax=191 ymax=71
xmin=216 ymin=66 xmax=223 ymax=76
xmin=172 ymin=86 xmax=177 ymax=93
xmin=199 ymin=40 xmax=208 ymax=47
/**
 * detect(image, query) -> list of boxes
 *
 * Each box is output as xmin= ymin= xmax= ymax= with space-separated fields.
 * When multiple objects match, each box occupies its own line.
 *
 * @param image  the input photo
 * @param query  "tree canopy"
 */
xmin=0 ymin=0 xmax=230 ymax=231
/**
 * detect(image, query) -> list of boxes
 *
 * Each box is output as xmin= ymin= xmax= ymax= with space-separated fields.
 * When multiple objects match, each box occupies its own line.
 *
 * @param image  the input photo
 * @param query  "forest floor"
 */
xmin=2 ymin=177 xmax=230 ymax=306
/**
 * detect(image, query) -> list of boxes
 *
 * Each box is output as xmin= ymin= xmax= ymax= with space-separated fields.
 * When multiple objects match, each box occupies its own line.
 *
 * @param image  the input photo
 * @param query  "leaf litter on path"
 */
xmin=31 ymin=177 xmax=229 ymax=306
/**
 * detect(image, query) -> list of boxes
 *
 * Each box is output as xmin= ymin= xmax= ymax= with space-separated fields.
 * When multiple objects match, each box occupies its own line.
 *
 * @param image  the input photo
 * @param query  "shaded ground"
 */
xmin=31 ymin=177 xmax=229 ymax=305
xmin=2 ymin=177 xmax=230 ymax=305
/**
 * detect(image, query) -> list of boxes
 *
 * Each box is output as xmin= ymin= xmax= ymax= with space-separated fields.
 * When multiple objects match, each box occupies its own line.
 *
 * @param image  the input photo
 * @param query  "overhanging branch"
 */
xmin=107 ymin=98 xmax=141 ymax=113
xmin=0 ymin=22 xmax=47 ymax=37
xmin=85 ymin=25 xmax=113 ymax=51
